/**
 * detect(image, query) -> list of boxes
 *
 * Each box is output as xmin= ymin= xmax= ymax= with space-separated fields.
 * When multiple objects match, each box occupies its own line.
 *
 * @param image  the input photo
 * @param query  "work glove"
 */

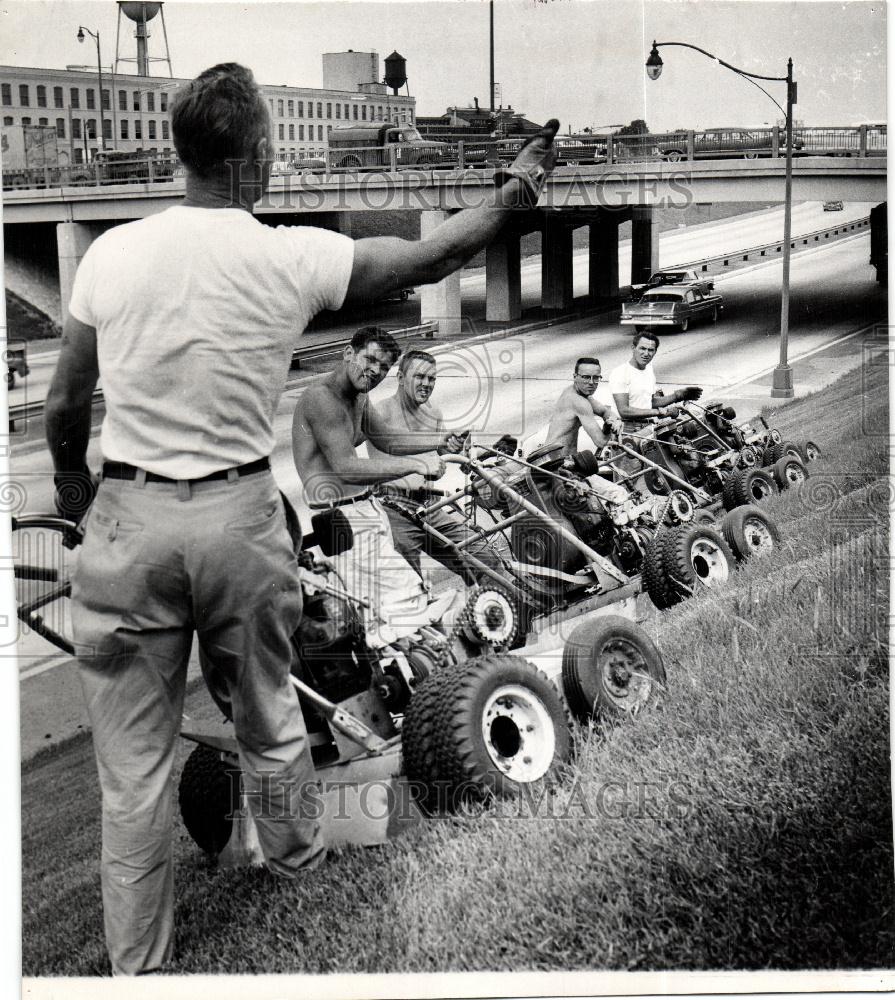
xmin=53 ymin=467 xmax=98 ymax=526
xmin=493 ymin=118 xmax=560 ymax=208
xmin=492 ymin=434 xmax=518 ymax=456
xmin=680 ymin=386 xmax=703 ymax=402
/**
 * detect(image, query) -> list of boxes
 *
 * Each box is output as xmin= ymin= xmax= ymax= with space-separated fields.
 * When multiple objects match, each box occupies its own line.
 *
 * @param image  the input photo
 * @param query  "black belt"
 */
xmin=102 ymin=457 xmax=271 ymax=485
xmin=376 ymin=484 xmax=441 ymax=502
xmin=309 ymin=488 xmax=374 ymax=511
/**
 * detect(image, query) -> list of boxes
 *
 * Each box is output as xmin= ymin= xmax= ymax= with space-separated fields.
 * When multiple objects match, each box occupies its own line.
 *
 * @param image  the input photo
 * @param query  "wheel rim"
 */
xmin=770 ymin=429 xmax=782 ymax=443
xmin=481 ymin=684 xmax=555 ymax=782
xmin=740 ymin=447 xmax=757 ymax=467
xmin=666 ymin=151 xmax=682 ymax=162
xmin=805 ymin=442 xmax=821 ymax=461
xmin=741 ymin=516 xmax=775 ymax=554
xmin=750 ymin=477 xmax=773 ymax=500
xmin=598 ymin=639 xmax=654 ymax=713
xmin=784 ymin=463 xmax=806 ymax=486
xmin=689 ymin=537 xmax=730 ymax=585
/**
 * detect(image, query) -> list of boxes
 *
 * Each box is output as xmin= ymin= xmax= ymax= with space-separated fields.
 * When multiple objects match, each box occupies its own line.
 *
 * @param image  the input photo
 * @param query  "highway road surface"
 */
xmin=9 ymin=219 xmax=885 ymax=759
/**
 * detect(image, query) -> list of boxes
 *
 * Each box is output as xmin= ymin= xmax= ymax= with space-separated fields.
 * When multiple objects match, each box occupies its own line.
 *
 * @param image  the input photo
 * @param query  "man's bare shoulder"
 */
xmin=297 ymin=379 xmax=350 ymax=417
xmin=558 ymin=387 xmax=590 ymax=414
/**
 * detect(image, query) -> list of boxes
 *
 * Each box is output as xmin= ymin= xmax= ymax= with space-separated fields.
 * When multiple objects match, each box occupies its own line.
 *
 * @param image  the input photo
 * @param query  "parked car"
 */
xmin=620 ymin=283 xmax=724 ymax=333
xmin=658 ymin=127 xmax=802 ymax=162
xmin=630 ymin=269 xmax=715 ymax=300
xmin=823 ymin=200 xmax=844 ymax=211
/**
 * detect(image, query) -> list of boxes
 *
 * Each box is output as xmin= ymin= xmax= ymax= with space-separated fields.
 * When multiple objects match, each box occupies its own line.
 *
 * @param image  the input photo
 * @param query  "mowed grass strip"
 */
xmin=22 ymin=364 xmax=891 ymax=975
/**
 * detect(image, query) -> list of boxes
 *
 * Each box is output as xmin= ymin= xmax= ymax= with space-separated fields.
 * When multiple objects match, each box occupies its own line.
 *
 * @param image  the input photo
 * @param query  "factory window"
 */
xmin=361 ymin=105 xmax=367 ymax=121
xmin=101 ymin=89 xmax=110 ymax=111
xmin=133 ymin=91 xmax=141 ymax=111
xmin=161 ymin=120 xmax=169 ymax=139
xmin=287 ymin=99 xmax=294 ymax=116
xmin=103 ymin=118 xmax=112 ymax=140
xmin=72 ymin=118 xmax=82 ymax=139
xmin=36 ymin=85 xmax=47 ymax=108
xmin=326 ymin=102 xmax=331 ymax=118
xmin=120 ymin=119 xmax=129 ymax=139
xmin=56 ymin=117 xmax=65 ymax=138
xmin=160 ymin=92 xmax=168 ymax=112
xmin=148 ymin=120 xmax=156 ymax=140
xmin=277 ymin=99 xmax=284 ymax=116
xmin=73 ymin=148 xmax=83 ymax=164
xmin=298 ymin=124 xmax=304 ymax=140
xmin=335 ymin=104 xmax=340 ymax=119
xmin=119 ymin=90 xmax=127 ymax=111
xmin=353 ymin=105 xmax=358 ymax=120
xmin=278 ymin=123 xmax=284 ymax=140
xmin=19 ymin=84 xmax=29 ymax=106
xmin=53 ymin=86 xmax=64 ymax=108
xmin=3 ymin=116 xmax=12 ymax=126
xmin=21 ymin=116 xmax=30 ymax=126
xmin=307 ymin=102 xmax=313 ymax=118
xmin=288 ymin=124 xmax=294 ymax=140
xmin=39 ymin=117 xmax=48 ymax=126
xmin=317 ymin=125 xmax=322 ymax=141
xmin=85 ymin=118 xmax=96 ymax=139
xmin=316 ymin=102 xmax=322 ymax=117
xmin=134 ymin=119 xmax=142 ymax=140
xmin=327 ymin=125 xmax=332 ymax=136
xmin=1 ymin=84 xmax=10 ymax=107
xmin=147 ymin=92 xmax=155 ymax=113
xmin=298 ymin=101 xmax=303 ymax=117
xmin=86 ymin=88 xmax=95 ymax=110
xmin=70 ymin=88 xmax=80 ymax=109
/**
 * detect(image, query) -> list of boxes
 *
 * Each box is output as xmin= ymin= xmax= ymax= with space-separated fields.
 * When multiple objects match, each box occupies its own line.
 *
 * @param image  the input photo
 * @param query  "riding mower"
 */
xmin=11 ymin=495 xmax=669 ymax=865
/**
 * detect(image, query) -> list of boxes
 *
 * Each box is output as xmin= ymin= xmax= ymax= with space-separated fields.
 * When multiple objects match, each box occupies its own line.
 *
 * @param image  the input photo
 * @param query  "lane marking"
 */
xmin=20 ymin=653 xmax=71 ymax=682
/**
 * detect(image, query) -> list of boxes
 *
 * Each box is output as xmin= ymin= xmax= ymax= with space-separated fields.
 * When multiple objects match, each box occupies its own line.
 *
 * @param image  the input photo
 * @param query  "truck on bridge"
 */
xmin=327 ymin=123 xmax=449 ymax=170
xmin=1 ymin=124 xmax=80 ymax=188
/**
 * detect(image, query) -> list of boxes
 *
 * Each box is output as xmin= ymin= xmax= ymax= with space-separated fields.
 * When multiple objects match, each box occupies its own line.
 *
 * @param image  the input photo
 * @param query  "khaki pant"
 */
xmin=73 ymin=472 xmax=323 ymax=975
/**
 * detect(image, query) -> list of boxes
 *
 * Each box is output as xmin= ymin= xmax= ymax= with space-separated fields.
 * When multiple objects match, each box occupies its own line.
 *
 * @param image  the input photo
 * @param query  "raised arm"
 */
xmin=343 ymin=121 xmax=559 ymax=305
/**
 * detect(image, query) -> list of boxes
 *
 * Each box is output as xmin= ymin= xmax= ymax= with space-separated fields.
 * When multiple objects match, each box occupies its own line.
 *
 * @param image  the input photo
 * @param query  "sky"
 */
xmin=0 ymin=0 xmax=886 ymax=132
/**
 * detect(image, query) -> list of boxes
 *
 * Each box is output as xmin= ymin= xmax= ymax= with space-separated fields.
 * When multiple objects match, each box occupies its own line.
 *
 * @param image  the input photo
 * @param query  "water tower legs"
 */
xmin=419 ymin=210 xmax=462 ymax=336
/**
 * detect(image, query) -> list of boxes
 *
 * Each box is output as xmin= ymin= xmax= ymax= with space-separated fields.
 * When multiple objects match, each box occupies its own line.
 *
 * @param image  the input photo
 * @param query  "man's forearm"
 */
xmin=46 ymin=398 xmax=93 ymax=474
xmin=411 ymin=178 xmax=527 ymax=284
xmin=326 ymin=455 xmax=424 ymax=485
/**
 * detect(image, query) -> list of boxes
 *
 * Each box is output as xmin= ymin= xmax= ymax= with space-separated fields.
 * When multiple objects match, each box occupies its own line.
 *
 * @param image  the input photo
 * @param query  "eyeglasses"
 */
xmin=576 ymin=374 xmax=602 ymax=382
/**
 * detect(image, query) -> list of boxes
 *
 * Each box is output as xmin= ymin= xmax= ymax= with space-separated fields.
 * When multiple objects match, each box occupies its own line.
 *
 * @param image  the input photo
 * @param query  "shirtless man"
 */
xmin=292 ymin=328 xmax=462 ymax=641
xmin=367 ymin=348 xmax=506 ymax=586
xmin=541 ymin=356 xmax=630 ymax=508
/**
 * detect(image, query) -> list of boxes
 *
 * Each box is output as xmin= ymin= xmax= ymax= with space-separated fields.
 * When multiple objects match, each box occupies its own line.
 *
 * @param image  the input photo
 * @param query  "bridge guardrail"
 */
xmin=3 ymin=125 xmax=886 ymax=191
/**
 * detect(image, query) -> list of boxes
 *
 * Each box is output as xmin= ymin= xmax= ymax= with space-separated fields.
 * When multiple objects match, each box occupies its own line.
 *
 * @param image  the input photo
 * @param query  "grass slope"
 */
xmin=22 ymin=363 xmax=891 ymax=975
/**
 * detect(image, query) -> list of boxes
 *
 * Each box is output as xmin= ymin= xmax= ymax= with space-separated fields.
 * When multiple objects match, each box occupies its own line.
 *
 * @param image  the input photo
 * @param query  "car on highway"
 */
xmin=621 ymin=283 xmax=724 ymax=333
xmin=823 ymin=200 xmax=844 ymax=211
xmin=630 ymin=268 xmax=715 ymax=301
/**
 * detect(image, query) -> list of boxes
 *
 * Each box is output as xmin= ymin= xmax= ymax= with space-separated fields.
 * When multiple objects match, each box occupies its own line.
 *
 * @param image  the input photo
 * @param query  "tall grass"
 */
xmin=22 ymin=364 xmax=891 ymax=975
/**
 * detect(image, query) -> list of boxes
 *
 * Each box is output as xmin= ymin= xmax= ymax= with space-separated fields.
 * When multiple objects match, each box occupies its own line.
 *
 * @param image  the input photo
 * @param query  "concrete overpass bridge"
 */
xmin=3 ymin=157 xmax=886 ymax=333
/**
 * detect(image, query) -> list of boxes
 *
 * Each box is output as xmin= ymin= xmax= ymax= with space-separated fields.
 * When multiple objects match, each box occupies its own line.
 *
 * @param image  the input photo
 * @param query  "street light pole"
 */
xmin=77 ymin=26 xmax=106 ymax=151
xmin=646 ymin=41 xmax=797 ymax=398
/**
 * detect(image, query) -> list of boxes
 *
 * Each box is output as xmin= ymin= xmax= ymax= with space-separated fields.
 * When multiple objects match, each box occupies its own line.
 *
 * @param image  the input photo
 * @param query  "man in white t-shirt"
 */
xmin=44 ymin=62 xmax=560 ymax=976
xmin=608 ymin=331 xmax=703 ymax=429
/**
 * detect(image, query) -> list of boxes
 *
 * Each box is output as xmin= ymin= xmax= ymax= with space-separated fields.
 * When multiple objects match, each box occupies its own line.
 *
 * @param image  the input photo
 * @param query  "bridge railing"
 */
xmin=2 ymin=126 xmax=887 ymax=190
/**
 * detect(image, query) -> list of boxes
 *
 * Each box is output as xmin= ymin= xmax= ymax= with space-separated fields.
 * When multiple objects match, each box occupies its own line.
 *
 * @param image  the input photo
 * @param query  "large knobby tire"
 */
xmin=402 ymin=670 xmax=450 ymax=806
xmin=722 ymin=467 xmax=778 ymax=511
xmin=762 ymin=441 xmax=785 ymax=465
xmin=642 ymin=532 xmax=673 ymax=609
xmin=434 ymin=655 xmax=571 ymax=802
xmin=561 ymin=615 xmax=666 ymax=723
xmin=658 ymin=523 xmax=733 ymax=605
xmin=772 ymin=454 xmax=809 ymax=490
xmin=721 ymin=504 xmax=781 ymax=561
xmin=798 ymin=439 xmax=823 ymax=462
xmin=178 ymin=744 xmax=241 ymax=857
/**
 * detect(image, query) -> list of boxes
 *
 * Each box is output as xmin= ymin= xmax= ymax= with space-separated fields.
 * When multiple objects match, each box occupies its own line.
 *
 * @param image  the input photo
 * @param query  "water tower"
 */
xmin=114 ymin=2 xmax=173 ymax=77
xmin=384 ymin=52 xmax=407 ymax=95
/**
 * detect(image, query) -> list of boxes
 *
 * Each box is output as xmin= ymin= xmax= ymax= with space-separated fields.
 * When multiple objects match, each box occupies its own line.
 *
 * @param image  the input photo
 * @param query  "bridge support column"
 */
xmin=57 ymin=222 xmax=101 ymax=324
xmin=631 ymin=206 xmax=659 ymax=285
xmin=485 ymin=231 xmax=521 ymax=322
xmin=419 ymin=210 xmax=462 ymax=337
xmin=588 ymin=218 xmax=619 ymax=300
xmin=541 ymin=216 xmax=573 ymax=312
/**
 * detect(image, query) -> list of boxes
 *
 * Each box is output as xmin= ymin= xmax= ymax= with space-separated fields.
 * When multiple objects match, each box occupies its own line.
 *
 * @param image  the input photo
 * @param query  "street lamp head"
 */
xmin=646 ymin=42 xmax=663 ymax=81
xmin=77 ymin=27 xmax=85 ymax=43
